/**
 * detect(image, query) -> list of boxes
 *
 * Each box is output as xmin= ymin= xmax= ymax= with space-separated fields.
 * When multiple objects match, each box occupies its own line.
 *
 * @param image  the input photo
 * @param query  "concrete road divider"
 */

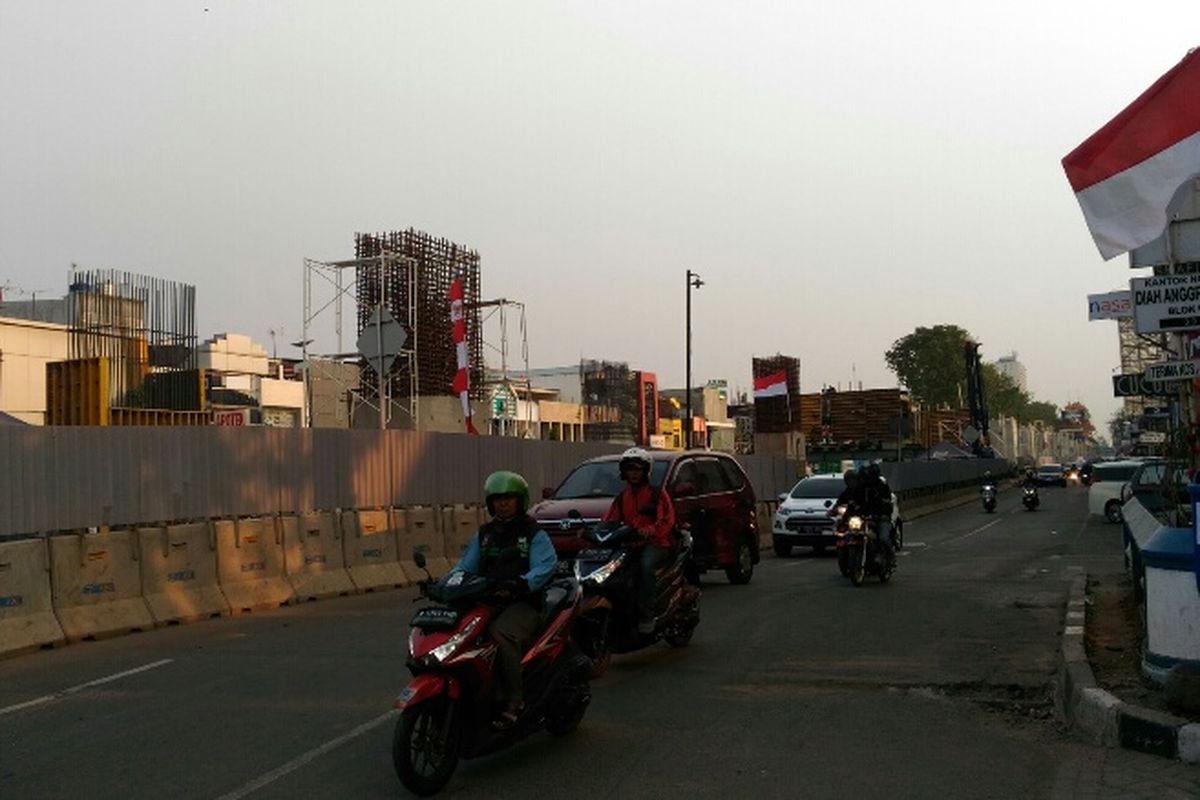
xmin=283 ymin=513 xmax=355 ymax=602
xmin=441 ymin=504 xmax=484 ymax=563
xmin=138 ymin=522 xmax=229 ymax=625
xmin=398 ymin=505 xmax=451 ymax=580
xmin=49 ymin=530 xmax=154 ymax=642
xmin=0 ymin=538 xmax=65 ymax=657
xmin=341 ymin=509 xmax=408 ymax=592
xmin=213 ymin=517 xmax=293 ymax=613
xmin=756 ymin=502 xmax=774 ymax=551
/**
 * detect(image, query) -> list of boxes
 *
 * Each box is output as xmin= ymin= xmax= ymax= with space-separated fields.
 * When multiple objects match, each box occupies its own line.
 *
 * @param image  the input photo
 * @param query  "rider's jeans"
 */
xmin=638 ymin=544 xmax=668 ymax=622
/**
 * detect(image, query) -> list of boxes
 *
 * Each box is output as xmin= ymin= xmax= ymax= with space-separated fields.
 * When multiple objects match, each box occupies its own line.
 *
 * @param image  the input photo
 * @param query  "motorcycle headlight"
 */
xmin=848 ymin=516 xmax=864 ymax=531
xmin=429 ymin=617 xmax=481 ymax=664
xmin=580 ymin=553 xmax=626 ymax=585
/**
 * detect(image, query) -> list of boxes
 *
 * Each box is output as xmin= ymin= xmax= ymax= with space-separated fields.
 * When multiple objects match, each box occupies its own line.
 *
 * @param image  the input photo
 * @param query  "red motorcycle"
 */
xmin=393 ymin=552 xmax=591 ymax=796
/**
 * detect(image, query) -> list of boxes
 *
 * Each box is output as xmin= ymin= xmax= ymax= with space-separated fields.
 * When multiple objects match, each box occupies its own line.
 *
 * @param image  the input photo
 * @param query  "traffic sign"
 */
xmin=356 ymin=306 xmax=407 ymax=377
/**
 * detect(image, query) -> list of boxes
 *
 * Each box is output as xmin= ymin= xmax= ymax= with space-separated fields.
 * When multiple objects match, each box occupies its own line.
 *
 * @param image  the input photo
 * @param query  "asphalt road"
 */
xmin=0 ymin=486 xmax=1163 ymax=799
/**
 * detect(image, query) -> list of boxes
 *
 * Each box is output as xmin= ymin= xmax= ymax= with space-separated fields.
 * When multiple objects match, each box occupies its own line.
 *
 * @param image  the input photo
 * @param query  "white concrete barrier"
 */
xmin=283 ymin=513 xmax=355 ymax=602
xmin=398 ymin=505 xmax=451 ymax=579
xmin=49 ymin=531 xmax=154 ymax=641
xmin=440 ymin=504 xmax=484 ymax=563
xmin=213 ymin=518 xmax=293 ymax=613
xmin=341 ymin=509 xmax=408 ymax=591
xmin=0 ymin=538 xmax=64 ymax=657
xmin=138 ymin=522 xmax=229 ymax=625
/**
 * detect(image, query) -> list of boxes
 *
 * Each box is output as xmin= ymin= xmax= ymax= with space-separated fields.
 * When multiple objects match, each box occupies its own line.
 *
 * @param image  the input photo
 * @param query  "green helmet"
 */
xmin=484 ymin=470 xmax=530 ymax=516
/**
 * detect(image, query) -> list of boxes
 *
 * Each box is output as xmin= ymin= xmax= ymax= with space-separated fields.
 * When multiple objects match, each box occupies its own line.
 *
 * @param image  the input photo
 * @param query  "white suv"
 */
xmin=772 ymin=473 xmax=902 ymax=557
xmin=1087 ymin=460 xmax=1143 ymax=523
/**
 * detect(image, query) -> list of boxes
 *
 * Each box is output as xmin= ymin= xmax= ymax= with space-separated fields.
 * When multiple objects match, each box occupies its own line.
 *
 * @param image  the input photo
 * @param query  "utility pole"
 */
xmin=685 ymin=270 xmax=704 ymax=448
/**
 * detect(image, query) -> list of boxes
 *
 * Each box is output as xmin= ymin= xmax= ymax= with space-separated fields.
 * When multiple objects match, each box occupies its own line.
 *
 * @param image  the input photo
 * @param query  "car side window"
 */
xmin=716 ymin=457 xmax=746 ymax=490
xmin=671 ymin=461 xmax=699 ymax=497
xmin=694 ymin=458 xmax=732 ymax=495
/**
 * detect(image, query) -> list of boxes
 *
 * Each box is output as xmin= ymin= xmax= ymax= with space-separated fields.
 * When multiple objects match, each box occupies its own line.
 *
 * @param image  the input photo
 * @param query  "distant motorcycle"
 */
xmin=1022 ymin=486 xmax=1040 ymax=511
xmin=981 ymin=483 xmax=997 ymax=513
xmin=833 ymin=503 xmax=894 ymax=586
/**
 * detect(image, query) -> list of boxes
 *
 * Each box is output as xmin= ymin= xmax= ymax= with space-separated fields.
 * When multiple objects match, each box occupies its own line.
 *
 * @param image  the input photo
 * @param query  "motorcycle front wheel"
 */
xmin=394 ymin=700 xmax=460 ymax=797
xmin=849 ymin=545 xmax=866 ymax=586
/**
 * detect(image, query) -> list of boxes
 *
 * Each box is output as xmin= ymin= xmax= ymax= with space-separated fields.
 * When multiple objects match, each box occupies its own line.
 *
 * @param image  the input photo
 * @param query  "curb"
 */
xmin=1056 ymin=572 xmax=1200 ymax=763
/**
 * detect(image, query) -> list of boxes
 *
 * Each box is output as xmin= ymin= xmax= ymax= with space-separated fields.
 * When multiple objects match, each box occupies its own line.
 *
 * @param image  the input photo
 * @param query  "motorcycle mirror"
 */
xmin=413 ymin=549 xmax=427 ymax=570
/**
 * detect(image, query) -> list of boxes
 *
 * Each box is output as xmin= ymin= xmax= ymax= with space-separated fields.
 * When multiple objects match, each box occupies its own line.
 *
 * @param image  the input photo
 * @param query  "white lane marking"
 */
xmin=946 ymin=518 xmax=1003 ymax=544
xmin=904 ymin=542 xmax=928 ymax=549
xmin=214 ymin=709 xmax=399 ymax=800
xmin=0 ymin=658 xmax=174 ymax=717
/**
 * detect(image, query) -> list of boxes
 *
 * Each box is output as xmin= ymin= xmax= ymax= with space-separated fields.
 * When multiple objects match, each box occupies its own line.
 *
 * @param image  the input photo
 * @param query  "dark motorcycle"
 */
xmin=833 ymin=504 xmax=894 ymax=586
xmin=393 ymin=552 xmax=591 ymax=796
xmin=1022 ymin=486 xmax=1040 ymax=511
xmin=568 ymin=522 xmax=701 ymax=677
xmin=981 ymin=483 xmax=997 ymax=513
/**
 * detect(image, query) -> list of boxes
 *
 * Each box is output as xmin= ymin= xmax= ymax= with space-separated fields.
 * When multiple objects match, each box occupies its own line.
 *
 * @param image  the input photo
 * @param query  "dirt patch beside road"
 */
xmin=1086 ymin=573 xmax=1199 ymax=722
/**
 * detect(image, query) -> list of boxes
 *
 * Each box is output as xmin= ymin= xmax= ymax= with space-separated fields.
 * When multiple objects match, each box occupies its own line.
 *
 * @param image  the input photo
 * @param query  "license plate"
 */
xmin=800 ymin=525 xmax=828 ymax=535
xmin=410 ymin=606 xmax=459 ymax=630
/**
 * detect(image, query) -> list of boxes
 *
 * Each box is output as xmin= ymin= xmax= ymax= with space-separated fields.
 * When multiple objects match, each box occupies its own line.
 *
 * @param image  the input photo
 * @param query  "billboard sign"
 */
xmin=1131 ymin=274 xmax=1200 ymax=333
xmin=214 ymin=409 xmax=249 ymax=426
xmin=1144 ymin=360 xmax=1200 ymax=383
xmin=1111 ymin=373 xmax=1173 ymax=397
xmin=1087 ymin=290 xmax=1133 ymax=320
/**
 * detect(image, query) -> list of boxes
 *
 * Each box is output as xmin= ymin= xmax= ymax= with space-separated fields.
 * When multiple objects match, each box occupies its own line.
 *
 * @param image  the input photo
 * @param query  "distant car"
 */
xmin=529 ymin=449 xmax=760 ymax=584
xmin=771 ymin=473 xmax=902 ymax=557
xmin=1036 ymin=464 xmax=1066 ymax=487
xmin=1087 ymin=460 xmax=1143 ymax=523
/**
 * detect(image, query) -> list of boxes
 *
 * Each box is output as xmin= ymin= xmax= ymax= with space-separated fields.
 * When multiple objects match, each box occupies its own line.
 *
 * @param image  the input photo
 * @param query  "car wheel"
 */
xmin=725 ymin=537 xmax=754 ymax=584
xmin=1105 ymin=500 xmax=1123 ymax=524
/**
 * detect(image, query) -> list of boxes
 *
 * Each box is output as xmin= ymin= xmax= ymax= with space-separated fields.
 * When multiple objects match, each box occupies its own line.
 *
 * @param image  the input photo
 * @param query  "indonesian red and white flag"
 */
xmin=1062 ymin=48 xmax=1200 ymax=260
xmin=753 ymin=369 xmax=788 ymax=399
xmin=449 ymin=276 xmax=477 ymax=434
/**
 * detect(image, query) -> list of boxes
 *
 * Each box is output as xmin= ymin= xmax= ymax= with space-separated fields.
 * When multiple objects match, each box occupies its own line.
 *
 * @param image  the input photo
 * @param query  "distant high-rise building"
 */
xmin=995 ymin=352 xmax=1027 ymax=392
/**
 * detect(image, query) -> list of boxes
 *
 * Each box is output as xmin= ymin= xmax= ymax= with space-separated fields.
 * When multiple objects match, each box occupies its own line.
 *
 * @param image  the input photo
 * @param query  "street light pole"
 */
xmin=685 ymin=269 xmax=704 ymax=449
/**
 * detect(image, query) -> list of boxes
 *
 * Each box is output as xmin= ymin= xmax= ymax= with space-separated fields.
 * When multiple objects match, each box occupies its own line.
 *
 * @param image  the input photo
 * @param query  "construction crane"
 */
xmin=963 ymin=340 xmax=991 ymax=456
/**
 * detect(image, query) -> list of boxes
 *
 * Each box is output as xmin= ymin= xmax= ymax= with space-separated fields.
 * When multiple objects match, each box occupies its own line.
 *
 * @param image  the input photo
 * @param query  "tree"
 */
xmin=1025 ymin=401 xmax=1060 ymax=426
xmin=884 ymin=325 xmax=973 ymax=408
xmin=982 ymin=364 xmax=1027 ymax=418
xmin=1061 ymin=401 xmax=1095 ymax=438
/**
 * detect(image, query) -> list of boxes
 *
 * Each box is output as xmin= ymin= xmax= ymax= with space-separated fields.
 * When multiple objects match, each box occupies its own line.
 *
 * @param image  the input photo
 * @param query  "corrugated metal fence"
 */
xmin=0 ymin=428 xmax=799 ymax=537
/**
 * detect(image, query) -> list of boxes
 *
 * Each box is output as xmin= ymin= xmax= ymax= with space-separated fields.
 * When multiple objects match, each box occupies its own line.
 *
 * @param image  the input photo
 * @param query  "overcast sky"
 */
xmin=1 ymin=2 xmax=1196 ymax=427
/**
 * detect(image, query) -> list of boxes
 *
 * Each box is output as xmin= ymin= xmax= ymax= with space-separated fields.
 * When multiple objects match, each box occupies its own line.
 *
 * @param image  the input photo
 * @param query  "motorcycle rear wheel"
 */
xmin=394 ymin=700 xmax=459 ymax=797
xmin=546 ymin=680 xmax=590 ymax=736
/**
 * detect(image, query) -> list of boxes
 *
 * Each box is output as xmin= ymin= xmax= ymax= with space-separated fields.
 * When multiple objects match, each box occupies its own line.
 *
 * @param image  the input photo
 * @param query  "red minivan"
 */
xmin=529 ymin=450 xmax=760 ymax=584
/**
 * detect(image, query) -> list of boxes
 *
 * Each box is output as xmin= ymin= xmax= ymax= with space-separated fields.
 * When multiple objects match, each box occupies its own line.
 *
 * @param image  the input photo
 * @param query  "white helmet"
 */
xmin=619 ymin=447 xmax=653 ymax=478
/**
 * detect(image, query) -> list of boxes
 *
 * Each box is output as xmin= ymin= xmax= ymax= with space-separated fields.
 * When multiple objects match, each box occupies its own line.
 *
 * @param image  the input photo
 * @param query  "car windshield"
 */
xmin=789 ymin=477 xmax=844 ymax=499
xmin=553 ymin=460 xmax=670 ymax=499
xmin=1037 ymin=466 xmax=1061 ymax=476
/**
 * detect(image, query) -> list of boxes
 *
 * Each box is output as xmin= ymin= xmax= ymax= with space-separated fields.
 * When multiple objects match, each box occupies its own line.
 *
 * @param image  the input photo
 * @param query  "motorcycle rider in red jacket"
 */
xmin=603 ymin=447 xmax=676 ymax=634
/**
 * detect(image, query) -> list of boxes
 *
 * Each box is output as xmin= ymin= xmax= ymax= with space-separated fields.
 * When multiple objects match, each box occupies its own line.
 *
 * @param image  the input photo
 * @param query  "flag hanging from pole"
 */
xmin=1062 ymin=47 xmax=1200 ymax=260
xmin=449 ymin=276 xmax=478 ymax=434
xmin=753 ymin=369 xmax=788 ymax=399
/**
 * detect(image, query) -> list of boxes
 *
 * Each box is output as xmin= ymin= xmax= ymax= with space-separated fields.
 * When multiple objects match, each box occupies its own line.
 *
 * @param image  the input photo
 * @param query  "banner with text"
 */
xmin=1144 ymin=360 xmax=1200 ymax=383
xmin=1132 ymin=274 xmax=1200 ymax=333
xmin=1087 ymin=290 xmax=1133 ymax=320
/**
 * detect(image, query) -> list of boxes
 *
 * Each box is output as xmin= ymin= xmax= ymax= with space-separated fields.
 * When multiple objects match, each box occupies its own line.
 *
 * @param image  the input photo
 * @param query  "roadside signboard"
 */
xmin=214 ymin=409 xmax=249 ymax=426
xmin=1131 ymin=274 xmax=1200 ymax=333
xmin=1087 ymin=290 xmax=1133 ymax=320
xmin=1144 ymin=360 xmax=1200 ymax=383
xmin=1139 ymin=431 xmax=1167 ymax=444
xmin=1111 ymin=372 xmax=1173 ymax=397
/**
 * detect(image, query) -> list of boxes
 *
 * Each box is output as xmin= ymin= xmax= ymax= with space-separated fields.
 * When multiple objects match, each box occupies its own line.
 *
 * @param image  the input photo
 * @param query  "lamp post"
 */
xmin=685 ymin=269 xmax=704 ymax=449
